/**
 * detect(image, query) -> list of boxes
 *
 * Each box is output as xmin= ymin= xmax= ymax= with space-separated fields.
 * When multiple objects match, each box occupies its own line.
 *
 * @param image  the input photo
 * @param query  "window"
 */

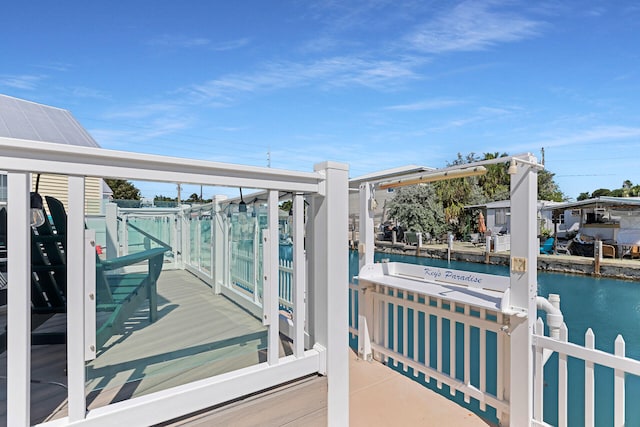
xmin=495 ymin=208 xmax=507 ymax=226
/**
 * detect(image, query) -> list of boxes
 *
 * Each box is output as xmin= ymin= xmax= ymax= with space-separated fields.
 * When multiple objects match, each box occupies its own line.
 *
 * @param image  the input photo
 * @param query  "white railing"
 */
xmin=358 ymin=280 xmax=510 ymax=421
xmin=533 ymin=319 xmax=640 ymax=427
xmin=0 ymin=137 xmax=349 ymax=426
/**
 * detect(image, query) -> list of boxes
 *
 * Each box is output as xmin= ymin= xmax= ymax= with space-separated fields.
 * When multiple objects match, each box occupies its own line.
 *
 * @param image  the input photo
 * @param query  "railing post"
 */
xmin=67 ymin=176 xmax=87 ymax=421
xmin=6 ymin=172 xmax=31 ymax=426
xmin=358 ymin=182 xmax=375 ymax=270
xmin=213 ymin=195 xmax=227 ymax=293
xmin=506 ymin=154 xmax=539 ymax=426
xmin=309 ymin=161 xmax=349 ymax=425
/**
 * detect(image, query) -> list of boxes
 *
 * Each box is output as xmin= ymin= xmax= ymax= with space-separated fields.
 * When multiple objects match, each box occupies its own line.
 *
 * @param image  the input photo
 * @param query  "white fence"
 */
xmin=533 ymin=319 xmax=640 ymax=427
xmin=354 ymin=280 xmax=510 ymax=422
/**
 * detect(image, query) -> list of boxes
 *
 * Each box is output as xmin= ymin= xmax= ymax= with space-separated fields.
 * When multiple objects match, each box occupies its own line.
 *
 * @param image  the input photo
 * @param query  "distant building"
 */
xmin=0 ymin=94 xmax=112 ymax=213
xmin=466 ymin=200 xmax=561 ymax=237
xmin=542 ymin=197 xmax=640 ymax=244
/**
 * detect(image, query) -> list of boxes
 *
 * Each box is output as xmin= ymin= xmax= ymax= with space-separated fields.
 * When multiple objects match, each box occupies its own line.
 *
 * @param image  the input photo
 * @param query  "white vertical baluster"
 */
xmin=558 ymin=323 xmax=568 ymax=427
xmin=450 ymin=303 xmax=457 ymax=396
xmin=464 ymin=305 xmax=471 ymax=403
xmin=534 ymin=318 xmax=545 ymax=421
xmin=585 ymin=328 xmax=595 ymax=427
xmin=413 ymin=293 xmax=419 ymax=377
xmin=479 ymin=308 xmax=486 ymax=411
xmin=437 ymin=298 xmax=443 ymax=389
xmin=496 ymin=312 xmax=504 ymax=421
xmin=402 ymin=292 xmax=409 ymax=372
xmin=425 ymin=300 xmax=431 ymax=379
xmin=383 ymin=287 xmax=389 ymax=363
xmin=293 ymin=193 xmax=305 ymax=358
xmin=392 ymin=288 xmax=398 ymax=366
xmin=614 ymin=335 xmax=626 ymax=427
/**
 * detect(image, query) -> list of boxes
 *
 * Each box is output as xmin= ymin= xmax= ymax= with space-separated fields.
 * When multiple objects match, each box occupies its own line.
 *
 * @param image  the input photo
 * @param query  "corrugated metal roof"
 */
xmin=0 ymin=94 xmax=99 ymax=147
xmin=541 ymin=197 xmax=640 ymax=211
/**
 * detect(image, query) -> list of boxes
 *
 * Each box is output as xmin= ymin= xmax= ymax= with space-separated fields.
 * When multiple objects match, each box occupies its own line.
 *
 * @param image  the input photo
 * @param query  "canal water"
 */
xmin=349 ymin=251 xmax=640 ymax=426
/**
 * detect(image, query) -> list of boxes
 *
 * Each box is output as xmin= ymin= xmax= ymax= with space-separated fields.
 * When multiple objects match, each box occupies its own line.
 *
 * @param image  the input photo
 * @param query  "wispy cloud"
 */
xmin=187 ymin=55 xmax=424 ymax=103
xmin=210 ymin=38 xmax=250 ymax=51
xmin=70 ymin=86 xmax=111 ymax=100
xmin=102 ymin=102 xmax=181 ymax=120
xmin=535 ymin=126 xmax=640 ymax=149
xmin=386 ymin=98 xmax=465 ymax=111
xmin=147 ymin=34 xmax=211 ymax=48
xmin=146 ymin=34 xmax=249 ymax=51
xmin=406 ymin=0 xmax=543 ymax=53
xmin=0 ymin=74 xmax=46 ymax=90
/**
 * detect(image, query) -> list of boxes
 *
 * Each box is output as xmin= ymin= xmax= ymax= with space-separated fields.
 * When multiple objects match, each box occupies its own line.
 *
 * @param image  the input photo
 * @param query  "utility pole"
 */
xmin=177 ymin=183 xmax=182 ymax=206
xmin=267 ymin=147 xmax=271 ymax=168
xmin=541 ymin=147 xmax=545 ymax=166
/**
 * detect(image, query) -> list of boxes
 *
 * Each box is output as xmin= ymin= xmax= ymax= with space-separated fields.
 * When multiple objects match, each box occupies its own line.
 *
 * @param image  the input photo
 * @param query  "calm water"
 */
xmin=349 ymin=251 xmax=640 ymax=426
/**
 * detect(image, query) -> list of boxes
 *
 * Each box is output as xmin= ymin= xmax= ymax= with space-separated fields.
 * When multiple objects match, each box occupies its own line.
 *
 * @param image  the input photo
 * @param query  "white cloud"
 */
xmin=406 ymin=0 xmax=542 ymax=53
xmin=147 ymin=34 xmax=211 ymax=48
xmin=535 ymin=126 xmax=640 ymax=149
xmin=386 ymin=98 xmax=465 ymax=111
xmin=187 ymin=55 xmax=424 ymax=103
xmin=0 ymin=74 xmax=46 ymax=90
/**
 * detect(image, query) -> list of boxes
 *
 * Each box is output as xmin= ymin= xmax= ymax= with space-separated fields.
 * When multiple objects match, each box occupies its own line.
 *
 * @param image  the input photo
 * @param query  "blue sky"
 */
xmin=2 ymin=1 xmax=640 ymax=200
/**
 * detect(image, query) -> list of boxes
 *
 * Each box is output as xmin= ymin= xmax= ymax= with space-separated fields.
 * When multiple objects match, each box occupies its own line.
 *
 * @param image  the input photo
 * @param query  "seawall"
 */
xmin=373 ymin=241 xmax=640 ymax=281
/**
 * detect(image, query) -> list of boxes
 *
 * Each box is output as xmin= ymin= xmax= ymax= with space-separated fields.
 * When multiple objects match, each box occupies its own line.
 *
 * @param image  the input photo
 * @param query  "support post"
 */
xmin=213 ymin=195 xmax=227 ymax=293
xmin=309 ymin=161 xmax=349 ymax=425
xmin=7 ymin=172 xmax=31 ymax=426
xmin=67 ymin=176 xmax=87 ymax=421
xmin=594 ymin=240 xmax=602 ymax=276
xmin=506 ymin=154 xmax=539 ymax=426
xmin=358 ymin=182 xmax=375 ymax=271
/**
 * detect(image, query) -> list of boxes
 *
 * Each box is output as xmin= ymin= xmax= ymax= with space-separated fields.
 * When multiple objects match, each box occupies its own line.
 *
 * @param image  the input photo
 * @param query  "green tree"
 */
xmin=577 ymin=192 xmax=591 ymax=201
xmin=105 ymin=179 xmax=141 ymax=200
xmin=591 ymin=188 xmax=611 ymax=198
xmin=387 ymin=185 xmax=445 ymax=237
xmin=537 ymin=170 xmax=566 ymax=202
xmin=477 ymin=152 xmax=510 ymax=200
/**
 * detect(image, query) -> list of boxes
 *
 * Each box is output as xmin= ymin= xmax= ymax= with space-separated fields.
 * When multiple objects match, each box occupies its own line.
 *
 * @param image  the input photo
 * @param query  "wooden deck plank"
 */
xmin=0 ymin=269 xmax=275 ymax=425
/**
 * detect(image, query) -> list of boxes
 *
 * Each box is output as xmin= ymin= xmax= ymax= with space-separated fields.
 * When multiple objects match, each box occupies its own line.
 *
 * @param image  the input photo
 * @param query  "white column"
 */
xmin=7 ymin=172 xmax=31 ymax=426
xmin=67 ymin=176 xmax=87 ymax=421
xmin=358 ymin=182 xmax=375 ymax=271
xmin=507 ymin=154 xmax=538 ymax=426
xmin=311 ymin=161 xmax=349 ymax=425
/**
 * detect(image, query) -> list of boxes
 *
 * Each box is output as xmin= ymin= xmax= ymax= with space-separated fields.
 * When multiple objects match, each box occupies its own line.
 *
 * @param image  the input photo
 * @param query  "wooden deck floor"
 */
xmin=0 ymin=269 xmax=278 ymax=425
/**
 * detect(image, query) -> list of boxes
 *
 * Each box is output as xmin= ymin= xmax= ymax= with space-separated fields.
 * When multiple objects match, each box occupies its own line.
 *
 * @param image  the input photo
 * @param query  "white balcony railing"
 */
xmin=0 ymin=136 xmax=349 ymax=426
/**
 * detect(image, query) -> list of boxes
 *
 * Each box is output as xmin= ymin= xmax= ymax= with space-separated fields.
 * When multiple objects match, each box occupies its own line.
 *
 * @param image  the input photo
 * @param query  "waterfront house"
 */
xmin=544 ymin=196 xmax=640 ymax=257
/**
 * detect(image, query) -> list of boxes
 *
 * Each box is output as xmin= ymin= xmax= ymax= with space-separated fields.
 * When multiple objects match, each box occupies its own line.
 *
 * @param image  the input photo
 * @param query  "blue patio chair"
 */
xmin=540 ymin=237 xmax=555 ymax=255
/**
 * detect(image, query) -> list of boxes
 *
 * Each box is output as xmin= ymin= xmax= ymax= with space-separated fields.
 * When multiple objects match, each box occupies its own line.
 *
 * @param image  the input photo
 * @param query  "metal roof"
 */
xmin=540 ymin=197 xmax=640 ymax=211
xmin=0 ymin=94 xmax=100 ymax=148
